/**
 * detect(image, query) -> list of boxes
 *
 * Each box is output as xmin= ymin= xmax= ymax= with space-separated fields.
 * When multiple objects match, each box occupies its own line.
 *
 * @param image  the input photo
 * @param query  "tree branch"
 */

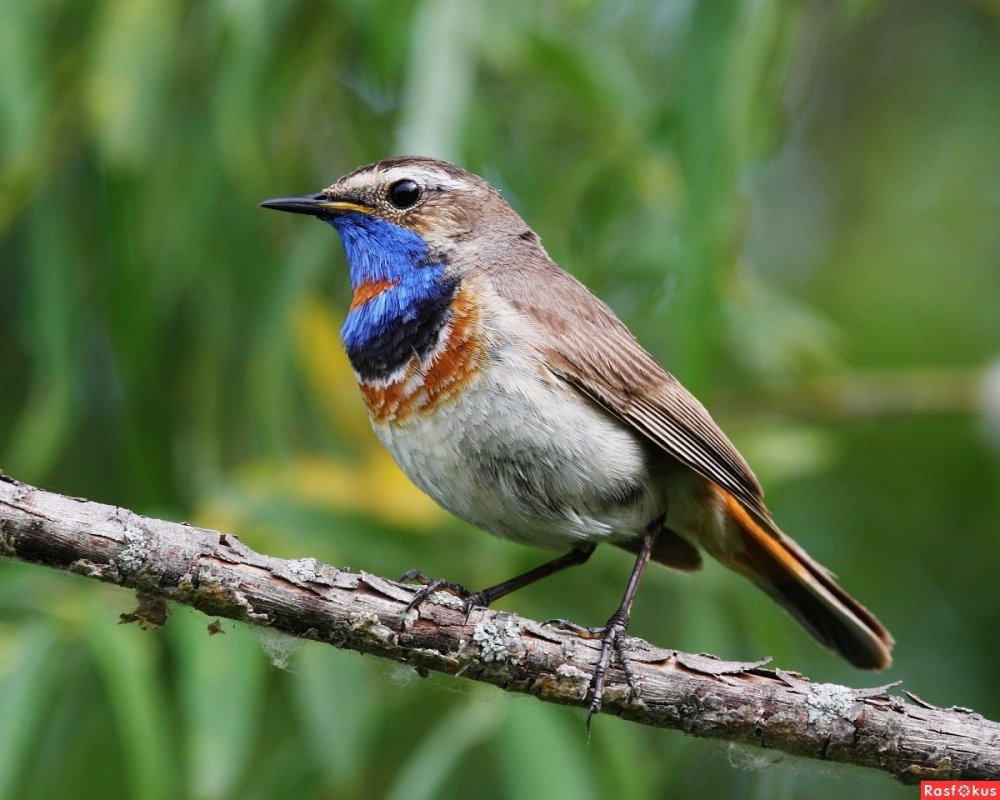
xmin=1 ymin=473 xmax=996 ymax=783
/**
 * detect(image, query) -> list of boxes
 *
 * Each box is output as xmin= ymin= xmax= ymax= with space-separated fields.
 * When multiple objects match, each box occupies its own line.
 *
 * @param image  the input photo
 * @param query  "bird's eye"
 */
xmin=387 ymin=179 xmax=421 ymax=209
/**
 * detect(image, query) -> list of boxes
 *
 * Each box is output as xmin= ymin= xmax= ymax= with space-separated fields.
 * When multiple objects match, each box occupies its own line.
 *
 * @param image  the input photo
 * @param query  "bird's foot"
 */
xmin=545 ymin=610 xmax=638 ymax=727
xmin=398 ymin=570 xmax=487 ymax=618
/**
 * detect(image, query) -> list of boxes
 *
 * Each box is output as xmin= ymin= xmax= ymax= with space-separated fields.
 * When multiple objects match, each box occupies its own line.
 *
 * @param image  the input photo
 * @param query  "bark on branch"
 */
xmin=1 ymin=474 xmax=996 ymax=783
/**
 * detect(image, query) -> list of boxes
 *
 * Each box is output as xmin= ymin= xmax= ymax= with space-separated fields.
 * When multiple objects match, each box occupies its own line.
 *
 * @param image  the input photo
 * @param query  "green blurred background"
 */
xmin=2 ymin=1 xmax=999 ymax=797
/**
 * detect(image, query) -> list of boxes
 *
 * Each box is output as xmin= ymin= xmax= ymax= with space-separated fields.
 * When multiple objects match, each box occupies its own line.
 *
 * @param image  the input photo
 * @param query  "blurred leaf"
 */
xmin=170 ymin=611 xmax=267 ymax=800
xmin=737 ymin=422 xmax=837 ymax=484
xmin=397 ymin=0 xmax=483 ymax=159
xmin=0 ymin=624 xmax=61 ymax=800
xmin=293 ymin=294 xmax=373 ymax=447
xmin=496 ymin=700 xmax=599 ymax=800
xmin=194 ymin=451 xmax=445 ymax=541
xmin=4 ymin=206 xmax=78 ymax=481
xmin=723 ymin=267 xmax=843 ymax=379
xmin=384 ymin=693 xmax=502 ymax=800
xmin=86 ymin=0 xmax=182 ymax=167
xmin=289 ymin=644 xmax=377 ymax=791
xmin=84 ymin=599 xmax=178 ymax=800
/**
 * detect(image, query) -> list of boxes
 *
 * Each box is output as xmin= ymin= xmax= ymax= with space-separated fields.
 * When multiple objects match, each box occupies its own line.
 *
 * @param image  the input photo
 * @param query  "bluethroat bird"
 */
xmin=261 ymin=157 xmax=893 ymax=718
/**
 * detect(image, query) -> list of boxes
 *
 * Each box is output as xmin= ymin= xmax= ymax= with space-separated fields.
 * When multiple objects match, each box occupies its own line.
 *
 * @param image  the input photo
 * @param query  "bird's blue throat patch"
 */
xmin=328 ymin=212 xmax=457 ymax=381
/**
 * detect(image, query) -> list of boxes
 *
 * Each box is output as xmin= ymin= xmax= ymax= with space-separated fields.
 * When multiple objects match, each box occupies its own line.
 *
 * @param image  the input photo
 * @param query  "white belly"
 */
xmin=371 ymin=357 xmax=667 ymax=551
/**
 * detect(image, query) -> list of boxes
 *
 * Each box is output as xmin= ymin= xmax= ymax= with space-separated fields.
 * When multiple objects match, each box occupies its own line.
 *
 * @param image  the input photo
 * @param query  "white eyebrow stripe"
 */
xmin=376 ymin=166 xmax=466 ymax=191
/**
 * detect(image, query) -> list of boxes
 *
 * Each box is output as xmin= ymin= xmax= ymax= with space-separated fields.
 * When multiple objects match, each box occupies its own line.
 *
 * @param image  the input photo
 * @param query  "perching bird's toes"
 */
xmin=542 ymin=617 xmax=607 ymax=638
xmin=545 ymin=612 xmax=639 ymax=725
xmin=586 ymin=610 xmax=639 ymax=725
xmin=399 ymin=570 xmax=485 ymax=617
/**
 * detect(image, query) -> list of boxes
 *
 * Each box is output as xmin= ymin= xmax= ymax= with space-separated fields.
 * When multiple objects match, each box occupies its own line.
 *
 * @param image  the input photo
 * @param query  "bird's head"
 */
xmin=261 ymin=157 xmax=536 ymax=288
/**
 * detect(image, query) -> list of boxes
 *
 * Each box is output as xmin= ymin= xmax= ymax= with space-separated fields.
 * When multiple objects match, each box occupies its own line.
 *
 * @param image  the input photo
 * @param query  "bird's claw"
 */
xmin=542 ymin=617 xmax=607 ymax=639
xmin=545 ymin=612 xmax=639 ymax=727
xmin=586 ymin=614 xmax=639 ymax=726
xmin=399 ymin=570 xmax=480 ymax=617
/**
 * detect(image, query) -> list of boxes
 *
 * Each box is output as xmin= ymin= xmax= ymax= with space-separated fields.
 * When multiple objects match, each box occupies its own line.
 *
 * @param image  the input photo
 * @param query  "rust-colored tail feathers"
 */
xmin=710 ymin=484 xmax=894 ymax=670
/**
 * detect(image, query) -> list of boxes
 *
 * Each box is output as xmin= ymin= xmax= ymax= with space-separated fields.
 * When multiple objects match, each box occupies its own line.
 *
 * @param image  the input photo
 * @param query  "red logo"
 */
xmin=921 ymin=783 xmax=1000 ymax=798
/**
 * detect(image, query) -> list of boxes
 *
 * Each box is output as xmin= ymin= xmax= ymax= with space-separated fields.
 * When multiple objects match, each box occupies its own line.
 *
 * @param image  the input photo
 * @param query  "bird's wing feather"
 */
xmin=493 ymin=263 xmax=767 ymax=517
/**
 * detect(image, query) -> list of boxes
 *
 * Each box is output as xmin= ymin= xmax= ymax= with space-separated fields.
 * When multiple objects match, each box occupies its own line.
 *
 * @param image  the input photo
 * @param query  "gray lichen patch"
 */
xmin=428 ymin=591 xmax=465 ymax=609
xmin=114 ymin=515 xmax=149 ymax=575
xmin=282 ymin=557 xmax=324 ymax=583
xmin=805 ymin=683 xmax=857 ymax=728
xmin=472 ymin=615 xmax=523 ymax=664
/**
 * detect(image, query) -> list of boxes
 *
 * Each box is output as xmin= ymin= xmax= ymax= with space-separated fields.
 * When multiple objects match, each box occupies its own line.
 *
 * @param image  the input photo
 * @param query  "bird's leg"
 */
xmin=588 ymin=516 xmax=661 ymax=723
xmin=401 ymin=544 xmax=597 ymax=617
xmin=398 ymin=570 xmax=473 ymax=613
xmin=545 ymin=514 xmax=663 ymax=726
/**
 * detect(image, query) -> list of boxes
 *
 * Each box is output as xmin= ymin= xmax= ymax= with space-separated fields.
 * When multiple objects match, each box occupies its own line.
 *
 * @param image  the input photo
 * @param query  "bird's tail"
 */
xmin=710 ymin=484 xmax=894 ymax=670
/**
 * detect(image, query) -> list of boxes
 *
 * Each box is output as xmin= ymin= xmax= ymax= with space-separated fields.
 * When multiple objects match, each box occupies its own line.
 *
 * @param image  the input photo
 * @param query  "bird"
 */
xmin=261 ymin=156 xmax=894 ymax=720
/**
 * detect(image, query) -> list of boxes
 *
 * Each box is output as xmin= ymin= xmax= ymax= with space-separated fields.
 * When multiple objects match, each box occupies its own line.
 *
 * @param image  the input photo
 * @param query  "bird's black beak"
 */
xmin=259 ymin=194 xmax=373 ymax=217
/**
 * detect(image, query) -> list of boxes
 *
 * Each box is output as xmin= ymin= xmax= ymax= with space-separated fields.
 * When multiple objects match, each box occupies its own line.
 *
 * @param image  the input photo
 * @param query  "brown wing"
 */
xmin=492 ymin=262 xmax=768 ymax=519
